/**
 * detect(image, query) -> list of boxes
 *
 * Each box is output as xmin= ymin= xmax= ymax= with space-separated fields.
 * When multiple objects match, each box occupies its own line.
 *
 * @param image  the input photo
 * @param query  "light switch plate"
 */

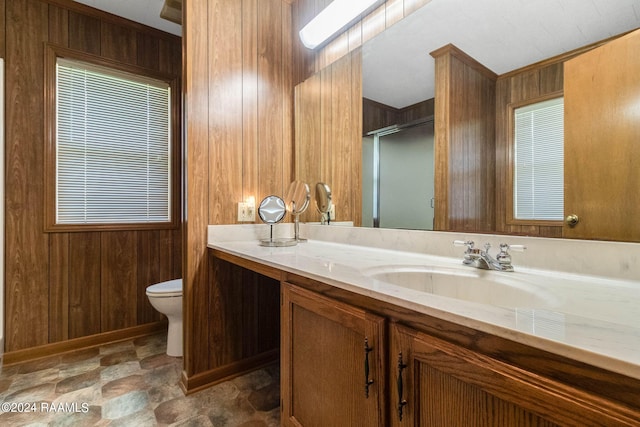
xmin=237 ymin=202 xmax=255 ymax=222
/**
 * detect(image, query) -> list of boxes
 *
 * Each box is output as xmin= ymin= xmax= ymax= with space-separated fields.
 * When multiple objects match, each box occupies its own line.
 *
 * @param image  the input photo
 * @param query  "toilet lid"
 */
xmin=146 ymin=278 xmax=183 ymax=296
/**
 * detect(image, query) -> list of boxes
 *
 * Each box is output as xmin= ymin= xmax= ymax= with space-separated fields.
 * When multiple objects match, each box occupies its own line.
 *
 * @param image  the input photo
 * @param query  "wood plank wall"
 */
xmin=431 ymin=45 xmax=497 ymax=232
xmin=183 ymin=0 xmax=292 ymax=382
xmin=363 ymin=98 xmax=434 ymax=135
xmin=294 ymin=51 xmax=362 ymax=225
xmin=4 ymin=0 xmax=182 ymax=354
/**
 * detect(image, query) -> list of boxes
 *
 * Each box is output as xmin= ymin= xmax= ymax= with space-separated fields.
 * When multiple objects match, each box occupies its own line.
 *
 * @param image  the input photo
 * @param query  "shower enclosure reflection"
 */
xmin=362 ymin=118 xmax=435 ymax=230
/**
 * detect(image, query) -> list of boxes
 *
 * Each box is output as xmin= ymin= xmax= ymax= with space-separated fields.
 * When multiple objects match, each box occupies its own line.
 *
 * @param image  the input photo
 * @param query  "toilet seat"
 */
xmin=146 ymin=278 xmax=182 ymax=298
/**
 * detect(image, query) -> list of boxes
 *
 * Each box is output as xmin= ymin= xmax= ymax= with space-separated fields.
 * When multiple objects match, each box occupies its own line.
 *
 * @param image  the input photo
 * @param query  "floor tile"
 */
xmin=0 ymin=333 xmax=280 ymax=426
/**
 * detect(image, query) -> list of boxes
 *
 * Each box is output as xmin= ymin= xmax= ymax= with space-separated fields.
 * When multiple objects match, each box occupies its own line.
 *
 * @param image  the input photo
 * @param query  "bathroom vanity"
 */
xmin=207 ymin=224 xmax=640 ymax=426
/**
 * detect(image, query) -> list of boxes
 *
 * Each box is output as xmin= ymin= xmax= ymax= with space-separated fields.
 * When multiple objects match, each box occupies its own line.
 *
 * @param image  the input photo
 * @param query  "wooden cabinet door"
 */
xmin=563 ymin=29 xmax=640 ymax=241
xmin=389 ymin=323 xmax=631 ymax=427
xmin=281 ymin=283 xmax=386 ymax=426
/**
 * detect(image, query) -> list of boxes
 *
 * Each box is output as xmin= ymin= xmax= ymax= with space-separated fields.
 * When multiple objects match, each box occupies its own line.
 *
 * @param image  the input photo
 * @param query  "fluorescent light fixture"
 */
xmin=299 ymin=0 xmax=385 ymax=49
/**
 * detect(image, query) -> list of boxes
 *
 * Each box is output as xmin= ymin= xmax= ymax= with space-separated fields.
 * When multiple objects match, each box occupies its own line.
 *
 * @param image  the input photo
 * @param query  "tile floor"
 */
xmin=0 ymin=333 xmax=280 ymax=426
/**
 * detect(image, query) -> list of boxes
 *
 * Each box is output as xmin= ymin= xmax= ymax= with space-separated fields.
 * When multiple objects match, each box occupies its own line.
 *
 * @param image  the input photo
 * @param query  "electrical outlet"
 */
xmin=329 ymin=204 xmax=336 ymax=221
xmin=237 ymin=202 xmax=255 ymax=222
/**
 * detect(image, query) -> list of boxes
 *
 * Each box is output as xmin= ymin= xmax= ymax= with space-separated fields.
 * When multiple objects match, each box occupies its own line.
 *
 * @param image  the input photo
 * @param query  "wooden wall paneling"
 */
xmin=0 ymin=0 xmax=5 ymax=57
xmin=294 ymin=73 xmax=321 ymax=223
xmin=318 ymin=29 xmax=350 ymax=71
xmin=320 ymin=66 xmax=332 ymax=215
xmin=350 ymin=50 xmax=363 ymax=226
xmin=47 ymin=5 xmax=70 ymax=345
xmin=159 ymin=38 xmax=182 ymax=76
xmin=209 ymin=257 xmax=244 ymax=367
xmin=48 ymin=4 xmax=69 ymax=46
xmin=399 ymin=99 xmax=434 ymax=124
xmin=68 ymin=232 xmax=102 ymax=339
xmin=257 ymin=0 xmax=285 ymax=199
xmin=361 ymin=3 xmax=386 ymax=45
xmin=494 ymin=59 xmax=565 ymax=238
xmin=362 ymin=98 xmax=399 ymax=135
xmin=432 ymin=52 xmax=451 ymax=230
xmin=183 ymin=0 xmax=210 ymax=377
xmin=494 ymin=77 xmax=510 ymax=235
xmin=5 ymin=0 xmax=50 ymax=351
xmin=431 ymin=45 xmax=496 ymax=232
xmin=100 ymin=21 xmax=137 ymax=64
xmin=136 ymin=230 xmax=171 ymax=324
xmin=281 ymin=2 xmax=294 ymax=193
xmin=385 ymin=0 xmax=405 ymax=28
xmin=291 ymin=0 xmax=317 ymax=85
xmin=49 ymin=233 xmax=69 ymax=343
xmin=242 ymin=0 xmax=259 ymax=208
xmin=136 ymin=32 xmax=160 ymax=70
xmin=172 ymin=228 xmax=182 ymax=279
xmin=68 ymin=11 xmax=101 ymax=54
xmin=330 ymin=53 xmax=354 ymax=223
xmin=208 ymin=0 xmax=243 ymax=225
xmin=347 ymin=21 xmax=363 ymax=52
xmin=101 ymin=231 xmax=138 ymax=332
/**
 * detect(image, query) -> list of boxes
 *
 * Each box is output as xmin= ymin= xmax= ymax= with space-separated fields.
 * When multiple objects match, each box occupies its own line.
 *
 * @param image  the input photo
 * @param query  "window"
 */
xmin=45 ymin=46 xmax=179 ymax=231
xmin=510 ymin=96 xmax=564 ymax=223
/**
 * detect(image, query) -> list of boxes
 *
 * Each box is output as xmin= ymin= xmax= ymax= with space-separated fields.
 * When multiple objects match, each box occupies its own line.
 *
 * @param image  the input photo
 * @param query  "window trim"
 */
xmin=44 ymin=44 xmax=181 ymax=232
xmin=506 ymin=91 xmax=564 ymax=227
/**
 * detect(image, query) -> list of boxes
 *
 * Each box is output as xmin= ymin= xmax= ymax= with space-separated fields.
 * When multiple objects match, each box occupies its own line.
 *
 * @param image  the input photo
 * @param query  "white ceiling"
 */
xmin=73 ymin=0 xmax=181 ymax=36
xmin=363 ymin=0 xmax=640 ymax=108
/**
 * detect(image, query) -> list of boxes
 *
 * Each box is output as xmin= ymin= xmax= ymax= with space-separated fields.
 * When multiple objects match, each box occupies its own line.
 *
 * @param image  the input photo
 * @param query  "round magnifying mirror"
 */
xmin=258 ymin=195 xmax=286 ymax=224
xmin=315 ymin=182 xmax=332 ymax=224
xmin=284 ymin=181 xmax=310 ymax=215
xmin=258 ymin=196 xmax=296 ymax=247
xmin=315 ymin=182 xmax=332 ymax=215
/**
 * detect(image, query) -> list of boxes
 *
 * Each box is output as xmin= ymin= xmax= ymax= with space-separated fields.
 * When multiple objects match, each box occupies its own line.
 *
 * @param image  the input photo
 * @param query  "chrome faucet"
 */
xmin=453 ymin=241 xmax=526 ymax=272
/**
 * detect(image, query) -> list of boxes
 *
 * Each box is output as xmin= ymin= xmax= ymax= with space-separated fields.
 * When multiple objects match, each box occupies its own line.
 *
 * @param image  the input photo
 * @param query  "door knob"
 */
xmin=565 ymin=214 xmax=579 ymax=227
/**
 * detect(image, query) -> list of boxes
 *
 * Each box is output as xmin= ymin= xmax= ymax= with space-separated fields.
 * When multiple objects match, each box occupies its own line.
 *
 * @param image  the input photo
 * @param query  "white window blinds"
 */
xmin=514 ymin=97 xmax=564 ymax=221
xmin=56 ymin=58 xmax=171 ymax=224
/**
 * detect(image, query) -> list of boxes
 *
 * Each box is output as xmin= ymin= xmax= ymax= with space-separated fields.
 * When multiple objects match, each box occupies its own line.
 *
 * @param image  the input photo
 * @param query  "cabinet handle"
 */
xmin=397 ymin=352 xmax=408 ymax=421
xmin=364 ymin=337 xmax=374 ymax=397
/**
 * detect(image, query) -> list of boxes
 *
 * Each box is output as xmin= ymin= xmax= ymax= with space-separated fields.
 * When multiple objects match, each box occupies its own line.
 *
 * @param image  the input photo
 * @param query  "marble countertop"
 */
xmin=207 ymin=224 xmax=640 ymax=380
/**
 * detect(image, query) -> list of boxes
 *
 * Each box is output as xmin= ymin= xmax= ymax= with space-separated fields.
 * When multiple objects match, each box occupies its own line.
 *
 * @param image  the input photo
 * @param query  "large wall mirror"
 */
xmin=295 ymin=0 xmax=640 ymax=241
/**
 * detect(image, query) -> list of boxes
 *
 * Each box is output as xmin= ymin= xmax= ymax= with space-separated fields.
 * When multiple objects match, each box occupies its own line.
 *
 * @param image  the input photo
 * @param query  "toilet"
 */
xmin=146 ymin=278 xmax=183 ymax=357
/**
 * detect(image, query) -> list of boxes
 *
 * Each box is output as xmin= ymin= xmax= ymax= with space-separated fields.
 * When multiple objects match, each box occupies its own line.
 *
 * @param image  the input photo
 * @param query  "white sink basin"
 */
xmin=365 ymin=265 xmax=559 ymax=309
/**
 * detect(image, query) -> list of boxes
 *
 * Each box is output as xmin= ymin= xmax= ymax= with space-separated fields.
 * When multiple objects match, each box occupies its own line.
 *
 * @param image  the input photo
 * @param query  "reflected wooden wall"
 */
xmin=431 ymin=45 xmax=497 ymax=232
xmin=4 ymin=0 xmax=182 ymax=355
xmin=363 ymin=98 xmax=434 ymax=135
xmin=295 ymin=51 xmax=362 ymax=225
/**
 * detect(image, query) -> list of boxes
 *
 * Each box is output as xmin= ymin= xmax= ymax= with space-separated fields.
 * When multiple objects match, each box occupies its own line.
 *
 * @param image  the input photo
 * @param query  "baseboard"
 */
xmin=3 ymin=321 xmax=167 ymax=366
xmin=180 ymin=349 xmax=279 ymax=395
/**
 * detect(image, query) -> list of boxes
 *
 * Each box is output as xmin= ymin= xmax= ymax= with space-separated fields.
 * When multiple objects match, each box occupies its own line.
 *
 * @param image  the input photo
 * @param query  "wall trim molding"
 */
xmin=3 ymin=321 xmax=167 ymax=366
xmin=180 ymin=349 xmax=279 ymax=395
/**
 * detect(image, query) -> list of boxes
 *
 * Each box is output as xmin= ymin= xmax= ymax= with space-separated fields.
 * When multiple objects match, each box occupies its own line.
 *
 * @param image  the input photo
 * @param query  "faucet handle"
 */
xmin=454 ymin=241 xmax=475 ymax=265
xmin=497 ymin=243 xmax=526 ymax=266
xmin=453 ymin=240 xmax=474 ymax=250
xmin=503 ymin=244 xmax=526 ymax=252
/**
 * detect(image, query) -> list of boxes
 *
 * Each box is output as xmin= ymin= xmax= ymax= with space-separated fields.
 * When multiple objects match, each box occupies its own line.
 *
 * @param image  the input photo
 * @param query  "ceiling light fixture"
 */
xmin=299 ymin=0 xmax=386 ymax=49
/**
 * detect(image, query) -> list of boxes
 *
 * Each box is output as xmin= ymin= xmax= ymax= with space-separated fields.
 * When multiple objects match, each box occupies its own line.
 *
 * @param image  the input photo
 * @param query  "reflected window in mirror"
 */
xmin=508 ymin=94 xmax=564 ymax=225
